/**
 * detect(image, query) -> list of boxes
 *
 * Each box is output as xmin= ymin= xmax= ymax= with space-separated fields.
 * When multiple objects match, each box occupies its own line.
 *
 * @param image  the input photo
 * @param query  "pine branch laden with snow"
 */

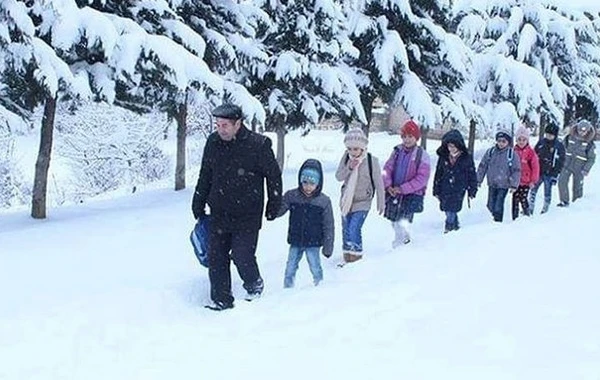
xmin=29 ymin=0 xmax=223 ymax=115
xmin=395 ymin=71 xmax=439 ymax=128
xmin=0 ymin=0 xmax=86 ymax=120
xmin=245 ymin=0 xmax=366 ymax=131
xmin=344 ymin=0 xmax=471 ymax=128
xmin=167 ymin=0 xmax=271 ymax=123
xmin=450 ymin=0 xmax=600 ymax=128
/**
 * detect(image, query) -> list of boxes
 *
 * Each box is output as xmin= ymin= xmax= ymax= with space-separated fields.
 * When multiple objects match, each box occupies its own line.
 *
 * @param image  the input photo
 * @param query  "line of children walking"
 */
xmin=274 ymin=119 xmax=595 ymax=288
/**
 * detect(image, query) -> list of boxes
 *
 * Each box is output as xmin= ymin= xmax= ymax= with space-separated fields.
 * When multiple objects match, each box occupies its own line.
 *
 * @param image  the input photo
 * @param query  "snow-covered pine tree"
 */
xmin=545 ymin=4 xmax=600 ymax=126
xmin=64 ymin=0 xmax=223 ymax=190
xmin=0 ymin=2 xmax=32 ymax=207
xmin=246 ymin=0 xmax=365 ymax=167
xmin=168 ymin=0 xmax=268 ymax=127
xmin=1 ymin=0 xmax=93 ymax=218
xmin=452 ymin=0 xmax=563 ymax=137
xmin=345 ymin=0 xmax=470 ymax=148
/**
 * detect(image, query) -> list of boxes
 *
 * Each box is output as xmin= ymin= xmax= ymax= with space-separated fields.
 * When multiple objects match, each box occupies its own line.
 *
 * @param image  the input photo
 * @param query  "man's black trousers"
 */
xmin=208 ymin=227 xmax=263 ymax=305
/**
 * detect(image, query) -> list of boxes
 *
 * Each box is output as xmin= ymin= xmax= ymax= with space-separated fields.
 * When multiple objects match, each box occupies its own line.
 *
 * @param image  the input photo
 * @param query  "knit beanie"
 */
xmin=401 ymin=120 xmax=421 ymax=140
xmin=515 ymin=126 xmax=530 ymax=140
xmin=495 ymin=129 xmax=513 ymax=145
xmin=300 ymin=167 xmax=320 ymax=185
xmin=344 ymin=128 xmax=368 ymax=149
xmin=544 ymin=123 xmax=559 ymax=137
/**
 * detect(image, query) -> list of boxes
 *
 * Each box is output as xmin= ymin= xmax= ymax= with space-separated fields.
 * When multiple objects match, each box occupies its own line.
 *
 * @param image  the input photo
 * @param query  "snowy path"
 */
xmin=1 ymin=134 xmax=600 ymax=379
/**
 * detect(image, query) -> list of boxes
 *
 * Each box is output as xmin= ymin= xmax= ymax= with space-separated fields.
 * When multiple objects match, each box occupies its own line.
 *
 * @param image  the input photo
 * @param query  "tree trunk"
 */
xmin=276 ymin=125 xmax=285 ymax=170
xmin=538 ymin=113 xmax=547 ymax=142
xmin=31 ymin=96 xmax=57 ymax=219
xmin=468 ymin=119 xmax=477 ymax=154
xmin=174 ymin=99 xmax=187 ymax=191
xmin=360 ymin=93 xmax=374 ymax=134
xmin=420 ymin=126 xmax=429 ymax=150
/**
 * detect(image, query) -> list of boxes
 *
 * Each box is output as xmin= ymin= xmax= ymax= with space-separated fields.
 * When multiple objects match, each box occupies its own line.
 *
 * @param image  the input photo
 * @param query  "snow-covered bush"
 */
xmin=0 ymin=129 xmax=30 ymax=208
xmin=57 ymin=103 xmax=171 ymax=199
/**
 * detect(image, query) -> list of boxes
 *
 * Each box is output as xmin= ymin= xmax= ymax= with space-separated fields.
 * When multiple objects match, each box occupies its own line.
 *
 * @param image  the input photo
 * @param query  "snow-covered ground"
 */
xmin=1 ymin=130 xmax=599 ymax=379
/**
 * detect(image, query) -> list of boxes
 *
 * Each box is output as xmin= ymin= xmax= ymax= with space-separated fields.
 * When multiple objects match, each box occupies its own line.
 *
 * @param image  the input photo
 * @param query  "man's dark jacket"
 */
xmin=192 ymin=126 xmax=282 ymax=231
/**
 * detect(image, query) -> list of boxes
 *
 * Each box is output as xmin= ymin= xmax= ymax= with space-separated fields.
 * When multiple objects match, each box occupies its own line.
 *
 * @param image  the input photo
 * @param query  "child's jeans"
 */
xmin=284 ymin=246 xmax=322 ymax=288
xmin=342 ymin=210 xmax=368 ymax=253
xmin=487 ymin=186 xmax=509 ymax=222
xmin=529 ymin=175 xmax=554 ymax=213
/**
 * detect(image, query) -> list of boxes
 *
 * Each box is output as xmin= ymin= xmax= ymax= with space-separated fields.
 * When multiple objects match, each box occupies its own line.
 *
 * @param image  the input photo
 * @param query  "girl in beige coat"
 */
xmin=336 ymin=129 xmax=385 ymax=264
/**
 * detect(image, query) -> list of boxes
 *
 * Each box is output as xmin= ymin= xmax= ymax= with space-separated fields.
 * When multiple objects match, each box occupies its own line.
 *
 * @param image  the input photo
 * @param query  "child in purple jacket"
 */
xmin=382 ymin=120 xmax=431 ymax=247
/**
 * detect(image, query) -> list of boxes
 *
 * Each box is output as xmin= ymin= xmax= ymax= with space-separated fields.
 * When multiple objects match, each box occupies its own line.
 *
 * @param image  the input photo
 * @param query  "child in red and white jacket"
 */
xmin=512 ymin=126 xmax=539 ymax=220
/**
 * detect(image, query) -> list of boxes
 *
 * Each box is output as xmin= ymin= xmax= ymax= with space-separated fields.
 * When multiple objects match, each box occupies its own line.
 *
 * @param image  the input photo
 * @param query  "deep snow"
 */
xmin=1 ymin=130 xmax=599 ymax=379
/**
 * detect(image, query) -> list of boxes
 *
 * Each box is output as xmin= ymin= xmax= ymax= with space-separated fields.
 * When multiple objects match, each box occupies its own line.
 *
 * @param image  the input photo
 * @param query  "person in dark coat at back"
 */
xmin=192 ymin=104 xmax=282 ymax=311
xmin=433 ymin=129 xmax=478 ymax=233
xmin=528 ymin=122 xmax=565 ymax=214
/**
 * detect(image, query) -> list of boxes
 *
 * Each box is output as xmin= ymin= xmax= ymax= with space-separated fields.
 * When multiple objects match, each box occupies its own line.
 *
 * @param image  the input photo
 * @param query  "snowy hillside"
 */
xmin=1 ymin=131 xmax=599 ymax=379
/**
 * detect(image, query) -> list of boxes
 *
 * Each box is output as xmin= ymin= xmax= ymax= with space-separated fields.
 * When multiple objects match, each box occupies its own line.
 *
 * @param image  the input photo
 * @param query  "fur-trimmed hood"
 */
xmin=570 ymin=120 xmax=596 ymax=142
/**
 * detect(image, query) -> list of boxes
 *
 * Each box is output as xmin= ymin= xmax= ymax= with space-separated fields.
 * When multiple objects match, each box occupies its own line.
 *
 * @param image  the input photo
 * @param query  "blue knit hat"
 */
xmin=300 ymin=168 xmax=320 ymax=185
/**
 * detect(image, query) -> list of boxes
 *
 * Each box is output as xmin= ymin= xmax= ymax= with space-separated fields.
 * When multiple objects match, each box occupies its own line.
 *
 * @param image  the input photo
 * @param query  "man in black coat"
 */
xmin=192 ymin=104 xmax=282 ymax=311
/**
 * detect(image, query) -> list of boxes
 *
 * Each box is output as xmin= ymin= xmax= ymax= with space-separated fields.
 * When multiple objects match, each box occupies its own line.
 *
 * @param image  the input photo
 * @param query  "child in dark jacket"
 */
xmin=512 ymin=126 xmax=539 ymax=220
xmin=433 ymin=129 xmax=478 ymax=233
xmin=529 ymin=123 xmax=565 ymax=214
xmin=277 ymin=159 xmax=334 ymax=288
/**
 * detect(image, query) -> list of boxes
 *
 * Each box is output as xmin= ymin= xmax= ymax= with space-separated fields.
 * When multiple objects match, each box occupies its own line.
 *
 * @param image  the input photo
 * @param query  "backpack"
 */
xmin=345 ymin=152 xmax=376 ymax=195
xmin=393 ymin=145 xmax=424 ymax=170
xmin=488 ymin=146 xmax=514 ymax=167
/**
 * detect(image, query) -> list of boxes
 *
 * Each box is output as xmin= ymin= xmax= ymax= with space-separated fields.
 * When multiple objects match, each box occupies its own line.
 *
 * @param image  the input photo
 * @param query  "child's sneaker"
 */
xmin=557 ymin=202 xmax=569 ymax=207
xmin=540 ymin=203 xmax=549 ymax=214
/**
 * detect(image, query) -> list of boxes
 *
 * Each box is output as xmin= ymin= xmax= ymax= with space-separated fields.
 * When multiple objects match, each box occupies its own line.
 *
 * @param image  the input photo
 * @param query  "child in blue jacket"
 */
xmin=276 ymin=159 xmax=334 ymax=288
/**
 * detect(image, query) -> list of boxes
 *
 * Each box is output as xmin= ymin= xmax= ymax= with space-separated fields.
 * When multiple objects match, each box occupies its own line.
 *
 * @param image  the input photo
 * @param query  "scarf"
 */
xmin=449 ymin=150 xmax=461 ymax=166
xmin=340 ymin=151 xmax=366 ymax=216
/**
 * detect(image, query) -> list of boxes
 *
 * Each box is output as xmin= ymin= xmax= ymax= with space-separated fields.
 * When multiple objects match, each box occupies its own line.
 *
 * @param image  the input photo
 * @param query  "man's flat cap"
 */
xmin=212 ymin=104 xmax=243 ymax=120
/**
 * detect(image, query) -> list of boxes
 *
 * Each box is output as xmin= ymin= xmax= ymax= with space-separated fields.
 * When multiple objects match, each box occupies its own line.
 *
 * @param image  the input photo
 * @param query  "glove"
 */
xmin=265 ymin=199 xmax=280 ymax=221
xmin=509 ymin=187 xmax=517 ymax=194
xmin=321 ymin=248 xmax=332 ymax=258
xmin=551 ymin=177 xmax=558 ymax=185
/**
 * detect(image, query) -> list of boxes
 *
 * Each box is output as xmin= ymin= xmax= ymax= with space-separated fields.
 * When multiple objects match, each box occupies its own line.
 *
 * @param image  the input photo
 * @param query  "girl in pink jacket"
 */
xmin=382 ymin=120 xmax=431 ymax=247
xmin=513 ymin=126 xmax=540 ymax=220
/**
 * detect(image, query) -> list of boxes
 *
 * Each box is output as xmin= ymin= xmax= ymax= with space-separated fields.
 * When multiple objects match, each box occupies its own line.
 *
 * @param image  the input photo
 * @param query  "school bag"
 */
xmin=487 ymin=146 xmax=514 ymax=167
xmin=190 ymin=216 xmax=210 ymax=268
